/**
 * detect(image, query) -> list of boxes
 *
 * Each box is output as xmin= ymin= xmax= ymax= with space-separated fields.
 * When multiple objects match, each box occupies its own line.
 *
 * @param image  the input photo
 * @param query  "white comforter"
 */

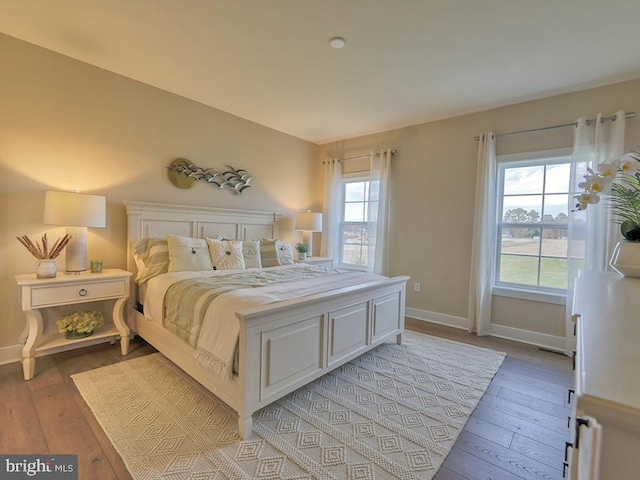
xmin=144 ymin=265 xmax=386 ymax=378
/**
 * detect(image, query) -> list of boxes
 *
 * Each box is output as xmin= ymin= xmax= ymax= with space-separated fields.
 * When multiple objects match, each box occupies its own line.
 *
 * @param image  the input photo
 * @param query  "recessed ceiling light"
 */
xmin=329 ymin=37 xmax=346 ymax=49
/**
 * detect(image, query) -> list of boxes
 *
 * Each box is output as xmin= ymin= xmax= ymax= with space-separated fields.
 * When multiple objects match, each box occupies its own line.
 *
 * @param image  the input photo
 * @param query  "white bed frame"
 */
xmin=125 ymin=201 xmax=409 ymax=439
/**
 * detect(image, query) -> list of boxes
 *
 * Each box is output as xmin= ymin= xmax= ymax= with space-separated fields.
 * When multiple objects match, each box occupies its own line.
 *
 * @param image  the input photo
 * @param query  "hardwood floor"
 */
xmin=406 ymin=319 xmax=573 ymax=480
xmin=1 ymin=320 xmax=572 ymax=480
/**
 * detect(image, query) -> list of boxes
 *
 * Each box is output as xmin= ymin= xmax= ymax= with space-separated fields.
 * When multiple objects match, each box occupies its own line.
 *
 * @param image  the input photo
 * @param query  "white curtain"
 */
xmin=565 ymin=110 xmax=626 ymax=354
xmin=367 ymin=149 xmax=391 ymax=275
xmin=468 ymin=133 xmax=496 ymax=336
xmin=321 ymin=159 xmax=343 ymax=261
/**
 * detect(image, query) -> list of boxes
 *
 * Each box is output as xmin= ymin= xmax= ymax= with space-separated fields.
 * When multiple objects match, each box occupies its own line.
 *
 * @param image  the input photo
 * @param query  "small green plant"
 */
xmin=295 ymin=242 xmax=309 ymax=253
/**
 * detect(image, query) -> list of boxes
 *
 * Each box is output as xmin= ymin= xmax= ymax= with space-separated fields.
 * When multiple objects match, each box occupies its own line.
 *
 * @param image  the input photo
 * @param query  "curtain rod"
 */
xmin=473 ymin=111 xmax=636 ymax=141
xmin=332 ymin=149 xmax=398 ymax=162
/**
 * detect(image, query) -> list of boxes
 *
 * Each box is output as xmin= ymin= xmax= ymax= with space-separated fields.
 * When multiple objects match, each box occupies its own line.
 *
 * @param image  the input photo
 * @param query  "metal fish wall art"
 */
xmin=167 ymin=158 xmax=253 ymax=194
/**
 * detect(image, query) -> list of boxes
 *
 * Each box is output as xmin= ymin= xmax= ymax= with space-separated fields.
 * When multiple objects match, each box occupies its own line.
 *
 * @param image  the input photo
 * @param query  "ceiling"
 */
xmin=2 ymin=1 xmax=640 ymax=145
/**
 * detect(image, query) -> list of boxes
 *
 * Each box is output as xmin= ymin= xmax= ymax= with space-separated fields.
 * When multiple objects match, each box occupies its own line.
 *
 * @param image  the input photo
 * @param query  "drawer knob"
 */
xmin=78 ymin=288 xmax=88 ymax=297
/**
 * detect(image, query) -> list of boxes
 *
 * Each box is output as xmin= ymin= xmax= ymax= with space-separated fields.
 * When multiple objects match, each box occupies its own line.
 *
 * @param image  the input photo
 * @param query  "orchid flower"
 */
xmin=574 ymin=192 xmax=600 ymax=210
xmin=583 ymin=175 xmax=614 ymax=194
xmin=620 ymin=153 xmax=639 ymax=175
xmin=597 ymin=159 xmax=621 ymax=178
xmin=574 ymin=151 xmax=640 ymax=240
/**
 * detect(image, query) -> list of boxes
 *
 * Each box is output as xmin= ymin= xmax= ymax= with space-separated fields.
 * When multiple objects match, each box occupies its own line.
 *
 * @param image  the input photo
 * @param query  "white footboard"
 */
xmin=235 ymin=275 xmax=409 ymax=438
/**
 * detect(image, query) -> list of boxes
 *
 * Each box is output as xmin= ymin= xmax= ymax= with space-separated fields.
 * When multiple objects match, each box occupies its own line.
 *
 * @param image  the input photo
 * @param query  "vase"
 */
xmin=64 ymin=330 xmax=94 ymax=339
xmin=609 ymin=240 xmax=640 ymax=278
xmin=36 ymin=259 xmax=57 ymax=279
xmin=298 ymin=252 xmax=307 ymax=261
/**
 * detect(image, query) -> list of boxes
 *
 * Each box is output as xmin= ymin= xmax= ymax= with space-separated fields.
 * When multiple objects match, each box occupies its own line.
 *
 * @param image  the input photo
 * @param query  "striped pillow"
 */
xmin=132 ymin=237 xmax=169 ymax=284
xmin=260 ymin=239 xmax=281 ymax=267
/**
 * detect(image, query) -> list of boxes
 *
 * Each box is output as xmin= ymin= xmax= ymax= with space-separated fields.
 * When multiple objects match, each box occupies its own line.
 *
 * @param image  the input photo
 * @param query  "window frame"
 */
xmin=337 ymin=172 xmax=377 ymax=270
xmin=494 ymin=148 xmax=573 ymax=305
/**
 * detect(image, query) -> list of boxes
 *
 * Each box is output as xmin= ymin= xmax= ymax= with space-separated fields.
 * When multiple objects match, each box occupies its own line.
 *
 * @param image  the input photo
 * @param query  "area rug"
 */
xmin=72 ymin=331 xmax=505 ymax=479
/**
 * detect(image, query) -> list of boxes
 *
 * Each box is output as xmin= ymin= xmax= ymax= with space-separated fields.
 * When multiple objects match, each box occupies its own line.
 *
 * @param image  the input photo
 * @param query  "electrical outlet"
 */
xmin=414 ymin=282 xmax=421 ymax=292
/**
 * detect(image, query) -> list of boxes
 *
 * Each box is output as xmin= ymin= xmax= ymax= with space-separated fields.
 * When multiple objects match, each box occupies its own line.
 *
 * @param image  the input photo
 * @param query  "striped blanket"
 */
xmin=163 ymin=266 xmax=337 ymax=377
xmin=163 ymin=266 xmax=333 ymax=346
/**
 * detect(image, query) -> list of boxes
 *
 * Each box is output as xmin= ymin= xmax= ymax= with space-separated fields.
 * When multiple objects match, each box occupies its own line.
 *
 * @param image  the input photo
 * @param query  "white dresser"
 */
xmin=568 ymin=271 xmax=640 ymax=479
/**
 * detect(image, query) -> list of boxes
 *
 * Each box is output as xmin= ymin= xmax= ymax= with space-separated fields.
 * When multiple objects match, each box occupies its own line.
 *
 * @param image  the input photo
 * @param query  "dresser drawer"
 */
xmin=31 ymin=280 xmax=126 ymax=307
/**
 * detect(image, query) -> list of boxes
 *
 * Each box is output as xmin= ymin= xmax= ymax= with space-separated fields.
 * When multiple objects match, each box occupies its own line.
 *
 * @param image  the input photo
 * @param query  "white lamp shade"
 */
xmin=295 ymin=211 xmax=323 ymax=232
xmin=43 ymin=191 xmax=106 ymax=228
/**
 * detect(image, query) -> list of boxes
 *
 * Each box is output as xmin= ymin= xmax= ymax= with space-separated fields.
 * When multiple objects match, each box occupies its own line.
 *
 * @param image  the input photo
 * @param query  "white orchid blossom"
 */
xmin=583 ymin=175 xmax=614 ymax=194
xmin=574 ymin=192 xmax=601 ymax=210
xmin=597 ymin=159 xmax=621 ymax=178
xmin=572 ymin=151 xmax=640 ymax=241
xmin=620 ymin=153 xmax=639 ymax=175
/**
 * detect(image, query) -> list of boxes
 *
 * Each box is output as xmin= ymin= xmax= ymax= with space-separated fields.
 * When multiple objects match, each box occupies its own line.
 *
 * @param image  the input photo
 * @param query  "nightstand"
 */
xmin=295 ymin=256 xmax=334 ymax=269
xmin=14 ymin=268 xmax=132 ymax=380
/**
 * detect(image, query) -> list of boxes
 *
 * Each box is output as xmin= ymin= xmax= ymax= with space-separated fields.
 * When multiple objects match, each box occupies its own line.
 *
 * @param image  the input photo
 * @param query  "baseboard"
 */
xmin=0 ymin=344 xmax=21 ymax=366
xmin=489 ymin=324 xmax=565 ymax=353
xmin=406 ymin=307 xmax=565 ymax=352
xmin=405 ymin=307 xmax=469 ymax=330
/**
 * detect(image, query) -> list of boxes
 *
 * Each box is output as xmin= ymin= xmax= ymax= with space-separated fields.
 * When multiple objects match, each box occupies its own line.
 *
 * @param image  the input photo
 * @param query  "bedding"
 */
xmin=132 ymin=237 xmax=169 ymax=284
xmin=259 ymin=239 xmax=281 ymax=267
xmin=240 ymin=240 xmax=261 ymax=268
xmin=205 ymin=238 xmax=245 ymax=270
xmin=167 ymin=235 xmax=213 ymax=272
xmin=144 ymin=264 xmax=387 ymax=379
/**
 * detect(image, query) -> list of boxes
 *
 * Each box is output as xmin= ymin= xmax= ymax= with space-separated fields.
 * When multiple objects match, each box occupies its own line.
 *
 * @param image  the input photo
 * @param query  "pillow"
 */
xmin=241 ymin=240 xmax=262 ymax=268
xmin=206 ymin=238 xmax=245 ymax=270
xmin=132 ymin=237 xmax=170 ymax=284
xmin=260 ymin=239 xmax=281 ymax=267
xmin=167 ymin=235 xmax=214 ymax=272
xmin=276 ymin=241 xmax=295 ymax=266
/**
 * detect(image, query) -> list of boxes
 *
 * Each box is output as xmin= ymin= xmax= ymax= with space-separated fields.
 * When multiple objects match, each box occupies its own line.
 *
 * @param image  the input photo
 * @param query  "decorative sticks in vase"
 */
xmin=17 ymin=233 xmax=71 ymax=260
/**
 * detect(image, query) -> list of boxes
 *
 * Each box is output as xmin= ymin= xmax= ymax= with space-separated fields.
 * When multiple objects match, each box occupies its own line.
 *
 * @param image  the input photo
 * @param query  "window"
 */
xmin=495 ymin=149 xmax=581 ymax=302
xmin=339 ymin=176 xmax=379 ymax=269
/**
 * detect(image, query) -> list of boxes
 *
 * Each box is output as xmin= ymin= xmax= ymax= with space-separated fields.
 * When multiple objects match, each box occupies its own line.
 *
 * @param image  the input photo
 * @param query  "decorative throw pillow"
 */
xmin=132 ymin=237 xmax=170 ymax=284
xmin=206 ymin=238 xmax=245 ymax=270
xmin=260 ymin=239 xmax=281 ymax=267
xmin=167 ymin=235 xmax=214 ymax=272
xmin=276 ymin=240 xmax=295 ymax=265
xmin=241 ymin=240 xmax=262 ymax=268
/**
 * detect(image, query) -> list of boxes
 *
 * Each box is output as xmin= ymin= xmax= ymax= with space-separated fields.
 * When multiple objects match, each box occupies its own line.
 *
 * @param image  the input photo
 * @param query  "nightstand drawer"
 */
xmin=31 ymin=280 xmax=126 ymax=307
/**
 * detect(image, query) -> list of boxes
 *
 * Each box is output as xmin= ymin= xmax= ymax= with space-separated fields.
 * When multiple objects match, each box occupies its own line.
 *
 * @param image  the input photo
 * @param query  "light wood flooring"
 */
xmin=1 ymin=320 xmax=572 ymax=480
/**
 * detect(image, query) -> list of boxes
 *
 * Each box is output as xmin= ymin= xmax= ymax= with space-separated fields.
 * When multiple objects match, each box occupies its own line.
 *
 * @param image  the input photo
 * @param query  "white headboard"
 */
xmin=125 ymin=201 xmax=282 ymax=273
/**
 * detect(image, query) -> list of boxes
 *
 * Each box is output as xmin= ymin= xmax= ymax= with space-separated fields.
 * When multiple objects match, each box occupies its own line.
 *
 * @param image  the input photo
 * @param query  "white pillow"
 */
xmin=167 ymin=235 xmax=213 ymax=272
xmin=206 ymin=238 xmax=245 ymax=270
xmin=241 ymin=240 xmax=262 ymax=269
xmin=277 ymin=241 xmax=295 ymax=266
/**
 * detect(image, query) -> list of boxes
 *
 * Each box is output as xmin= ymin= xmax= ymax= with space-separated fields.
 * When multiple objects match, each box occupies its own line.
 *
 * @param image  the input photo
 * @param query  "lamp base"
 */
xmin=65 ymin=226 xmax=88 ymax=273
xmin=303 ymin=231 xmax=313 ymax=258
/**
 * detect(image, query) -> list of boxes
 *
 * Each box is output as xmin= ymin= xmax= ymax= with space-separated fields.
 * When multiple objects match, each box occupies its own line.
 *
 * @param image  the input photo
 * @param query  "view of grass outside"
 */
xmin=498 ymin=237 xmax=585 ymax=289
xmin=496 ymin=158 xmax=580 ymax=291
xmin=340 ymin=179 xmax=378 ymax=268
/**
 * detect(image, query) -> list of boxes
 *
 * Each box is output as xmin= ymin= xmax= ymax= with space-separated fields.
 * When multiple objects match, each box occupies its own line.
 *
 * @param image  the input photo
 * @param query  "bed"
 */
xmin=125 ymin=201 xmax=409 ymax=439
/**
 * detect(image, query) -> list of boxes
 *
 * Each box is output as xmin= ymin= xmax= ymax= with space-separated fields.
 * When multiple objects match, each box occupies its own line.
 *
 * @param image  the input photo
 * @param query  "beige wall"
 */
xmin=320 ymin=78 xmax=640 ymax=341
xmin=0 ymin=34 xmax=319 ymax=350
xmin=3 ymin=32 xmax=639 ymax=354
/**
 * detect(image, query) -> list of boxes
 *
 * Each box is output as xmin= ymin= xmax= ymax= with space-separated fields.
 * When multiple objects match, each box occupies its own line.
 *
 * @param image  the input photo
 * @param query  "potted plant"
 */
xmin=295 ymin=242 xmax=309 ymax=261
xmin=57 ymin=310 xmax=105 ymax=339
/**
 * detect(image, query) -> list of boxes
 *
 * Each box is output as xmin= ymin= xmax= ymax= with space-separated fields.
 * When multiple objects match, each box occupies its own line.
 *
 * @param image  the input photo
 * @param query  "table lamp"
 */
xmin=43 ymin=191 xmax=106 ymax=273
xmin=295 ymin=210 xmax=322 ymax=258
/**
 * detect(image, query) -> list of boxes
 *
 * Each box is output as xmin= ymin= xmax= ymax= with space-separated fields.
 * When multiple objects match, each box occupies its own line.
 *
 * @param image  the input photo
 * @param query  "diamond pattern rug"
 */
xmin=72 ymin=331 xmax=504 ymax=479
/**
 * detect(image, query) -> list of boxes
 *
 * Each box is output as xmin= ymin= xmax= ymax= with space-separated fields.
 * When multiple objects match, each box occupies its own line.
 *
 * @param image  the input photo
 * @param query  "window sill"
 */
xmin=493 ymin=286 xmax=566 ymax=305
